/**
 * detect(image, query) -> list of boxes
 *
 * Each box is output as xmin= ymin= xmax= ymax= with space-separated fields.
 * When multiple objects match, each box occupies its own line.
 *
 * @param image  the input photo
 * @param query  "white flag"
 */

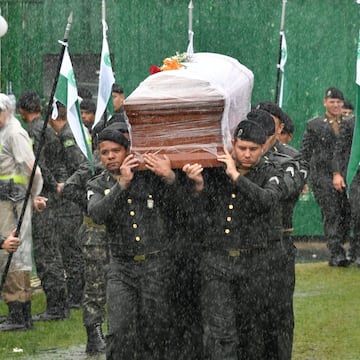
xmin=278 ymin=31 xmax=287 ymax=107
xmin=53 ymin=45 xmax=92 ymax=161
xmin=93 ymin=20 xmax=115 ymax=128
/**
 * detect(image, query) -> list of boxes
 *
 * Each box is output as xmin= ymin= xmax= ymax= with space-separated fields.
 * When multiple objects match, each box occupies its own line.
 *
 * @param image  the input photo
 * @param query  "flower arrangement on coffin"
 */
xmin=149 ymin=52 xmax=190 ymax=74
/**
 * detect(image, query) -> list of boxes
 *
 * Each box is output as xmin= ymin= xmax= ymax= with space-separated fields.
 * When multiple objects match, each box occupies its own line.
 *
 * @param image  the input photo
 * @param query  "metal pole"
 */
xmin=274 ymin=0 xmax=287 ymax=105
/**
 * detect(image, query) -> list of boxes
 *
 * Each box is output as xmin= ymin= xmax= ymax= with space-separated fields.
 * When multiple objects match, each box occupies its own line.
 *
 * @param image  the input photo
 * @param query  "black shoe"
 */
xmin=0 ymin=302 xmax=27 ymax=331
xmin=329 ymin=254 xmax=351 ymax=267
xmin=32 ymin=311 xmax=66 ymax=322
xmin=0 ymin=319 xmax=27 ymax=331
xmin=86 ymin=323 xmax=106 ymax=354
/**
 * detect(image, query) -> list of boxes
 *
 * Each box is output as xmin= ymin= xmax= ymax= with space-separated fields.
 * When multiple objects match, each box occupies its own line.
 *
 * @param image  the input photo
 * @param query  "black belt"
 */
xmin=112 ymin=250 xmax=162 ymax=262
xmin=223 ymin=248 xmax=266 ymax=257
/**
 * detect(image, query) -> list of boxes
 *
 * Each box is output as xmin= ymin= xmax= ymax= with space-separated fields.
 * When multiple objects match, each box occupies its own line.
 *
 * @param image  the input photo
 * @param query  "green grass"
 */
xmin=0 ymin=262 xmax=360 ymax=359
xmin=293 ymin=262 xmax=360 ymax=360
xmin=0 ymin=292 xmax=86 ymax=359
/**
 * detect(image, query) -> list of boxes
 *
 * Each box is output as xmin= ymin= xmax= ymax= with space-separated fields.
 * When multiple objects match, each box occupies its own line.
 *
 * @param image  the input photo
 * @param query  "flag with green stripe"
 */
xmin=52 ymin=46 xmax=92 ymax=162
xmin=346 ymin=30 xmax=360 ymax=188
xmin=93 ymin=20 xmax=115 ymax=128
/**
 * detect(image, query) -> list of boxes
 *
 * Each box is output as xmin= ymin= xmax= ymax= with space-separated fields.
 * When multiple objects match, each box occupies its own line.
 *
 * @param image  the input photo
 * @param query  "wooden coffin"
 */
xmin=124 ymin=52 xmax=254 ymax=168
xmin=125 ymin=98 xmax=225 ymax=168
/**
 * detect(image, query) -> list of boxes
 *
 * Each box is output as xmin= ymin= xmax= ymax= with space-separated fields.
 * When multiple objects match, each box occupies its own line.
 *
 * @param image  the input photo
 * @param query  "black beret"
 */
xmin=233 ymin=120 xmax=266 ymax=145
xmin=112 ymin=84 xmax=124 ymax=94
xmin=80 ymin=99 xmax=96 ymax=113
xmin=343 ymin=100 xmax=354 ymax=110
xmin=282 ymin=112 xmax=295 ymax=134
xmin=246 ymin=109 xmax=275 ymax=136
xmin=254 ymin=101 xmax=287 ymax=123
xmin=325 ymin=87 xmax=344 ymax=100
xmin=98 ymin=128 xmax=130 ymax=149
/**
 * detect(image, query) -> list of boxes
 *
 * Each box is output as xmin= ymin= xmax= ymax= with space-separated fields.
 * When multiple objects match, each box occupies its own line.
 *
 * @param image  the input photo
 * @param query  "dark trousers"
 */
xmin=201 ymin=250 xmax=270 ymax=360
xmin=312 ymin=177 xmax=351 ymax=255
xmin=32 ymin=198 xmax=68 ymax=313
xmin=56 ymin=200 xmax=84 ymax=305
xmin=266 ymin=239 xmax=295 ymax=360
xmin=171 ymin=247 xmax=203 ymax=360
xmin=106 ymin=255 xmax=173 ymax=360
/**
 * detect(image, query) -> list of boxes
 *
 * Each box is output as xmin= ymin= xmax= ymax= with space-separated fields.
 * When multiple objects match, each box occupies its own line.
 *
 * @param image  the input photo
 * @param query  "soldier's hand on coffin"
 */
xmin=217 ymin=147 xmax=240 ymax=183
xmin=183 ymin=163 xmax=204 ymax=192
xmin=118 ymin=154 xmax=139 ymax=189
xmin=1 ymin=229 xmax=20 ymax=254
xmin=143 ymin=153 xmax=175 ymax=184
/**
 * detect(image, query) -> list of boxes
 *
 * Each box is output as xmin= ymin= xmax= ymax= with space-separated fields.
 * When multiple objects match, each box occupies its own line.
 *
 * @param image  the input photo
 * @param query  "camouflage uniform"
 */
xmin=56 ymin=122 xmax=87 ymax=307
xmin=63 ymin=160 xmax=108 ymax=326
xmin=28 ymin=116 xmax=69 ymax=317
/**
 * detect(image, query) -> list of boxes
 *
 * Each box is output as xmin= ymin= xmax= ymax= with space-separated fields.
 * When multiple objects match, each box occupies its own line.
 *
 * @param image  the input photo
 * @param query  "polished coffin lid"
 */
xmin=124 ymin=52 xmax=254 ymax=168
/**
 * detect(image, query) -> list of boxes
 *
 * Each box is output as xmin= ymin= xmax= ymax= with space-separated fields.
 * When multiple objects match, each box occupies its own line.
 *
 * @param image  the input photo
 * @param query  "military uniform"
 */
xmin=56 ymin=122 xmax=87 ymax=307
xmin=197 ymin=158 xmax=285 ymax=360
xmin=301 ymin=114 xmax=351 ymax=264
xmin=28 ymin=116 xmax=70 ymax=319
xmin=264 ymin=140 xmax=309 ymax=360
xmin=333 ymin=115 xmax=360 ymax=263
xmin=87 ymin=169 xmax=178 ymax=360
xmin=62 ymin=159 xmax=107 ymax=353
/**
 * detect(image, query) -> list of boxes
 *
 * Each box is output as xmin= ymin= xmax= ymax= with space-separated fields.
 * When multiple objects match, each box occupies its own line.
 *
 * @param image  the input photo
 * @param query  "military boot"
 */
xmin=85 ymin=323 xmax=106 ymax=353
xmin=0 ymin=302 xmax=27 ymax=331
xmin=23 ymin=301 xmax=33 ymax=329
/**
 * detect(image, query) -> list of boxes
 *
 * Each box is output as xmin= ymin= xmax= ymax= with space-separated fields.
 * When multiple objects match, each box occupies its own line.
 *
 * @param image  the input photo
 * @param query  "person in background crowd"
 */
xmin=0 ymin=93 xmax=44 ymax=331
xmin=80 ymin=99 xmax=96 ymax=132
xmin=332 ymin=113 xmax=360 ymax=266
xmin=341 ymin=99 xmax=354 ymax=117
xmin=92 ymin=84 xmax=129 ymax=149
xmin=87 ymin=126 xmax=179 ymax=359
xmin=278 ymin=112 xmax=295 ymax=145
xmin=183 ymin=118 xmax=285 ymax=360
xmin=48 ymin=102 xmax=87 ymax=309
xmin=18 ymin=91 xmax=70 ymax=322
xmin=301 ymin=87 xmax=351 ymax=267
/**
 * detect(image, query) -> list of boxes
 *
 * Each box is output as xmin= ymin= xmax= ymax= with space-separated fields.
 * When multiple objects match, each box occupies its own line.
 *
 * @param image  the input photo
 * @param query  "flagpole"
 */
xmin=274 ymin=0 xmax=287 ymax=105
xmin=0 ymin=13 xmax=73 ymax=292
xmin=187 ymin=0 xmax=194 ymax=56
xmin=101 ymin=0 xmax=108 ymax=124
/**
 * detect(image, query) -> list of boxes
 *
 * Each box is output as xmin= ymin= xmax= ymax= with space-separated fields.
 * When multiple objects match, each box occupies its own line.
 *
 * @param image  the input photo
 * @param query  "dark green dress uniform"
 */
xmin=56 ymin=122 xmax=87 ymax=307
xmin=87 ymin=169 xmax=178 ymax=360
xmin=265 ymin=140 xmax=308 ymax=360
xmin=28 ymin=116 xmax=70 ymax=318
xmin=301 ymin=114 xmax=351 ymax=265
xmin=198 ymin=158 xmax=284 ymax=360
xmin=333 ymin=115 xmax=360 ymax=263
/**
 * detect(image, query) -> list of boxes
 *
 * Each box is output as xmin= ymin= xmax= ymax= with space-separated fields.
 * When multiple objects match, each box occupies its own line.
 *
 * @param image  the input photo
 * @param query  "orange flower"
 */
xmin=161 ymin=57 xmax=183 ymax=71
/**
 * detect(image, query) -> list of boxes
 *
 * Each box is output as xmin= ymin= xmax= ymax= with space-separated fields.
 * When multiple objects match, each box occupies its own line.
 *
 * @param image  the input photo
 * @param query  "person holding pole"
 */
xmin=0 ymin=93 xmax=44 ymax=331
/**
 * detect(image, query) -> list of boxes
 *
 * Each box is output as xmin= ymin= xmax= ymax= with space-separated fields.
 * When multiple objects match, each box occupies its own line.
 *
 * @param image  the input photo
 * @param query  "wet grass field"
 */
xmin=0 ymin=241 xmax=359 ymax=359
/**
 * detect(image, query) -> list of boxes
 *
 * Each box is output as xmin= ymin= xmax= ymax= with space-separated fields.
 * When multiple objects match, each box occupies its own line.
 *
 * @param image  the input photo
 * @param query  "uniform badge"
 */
xmin=147 ymin=194 xmax=154 ymax=209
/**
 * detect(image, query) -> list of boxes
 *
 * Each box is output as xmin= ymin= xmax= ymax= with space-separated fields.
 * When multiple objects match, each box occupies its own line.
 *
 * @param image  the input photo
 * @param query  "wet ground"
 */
xmin=8 ymin=241 xmax=332 ymax=359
